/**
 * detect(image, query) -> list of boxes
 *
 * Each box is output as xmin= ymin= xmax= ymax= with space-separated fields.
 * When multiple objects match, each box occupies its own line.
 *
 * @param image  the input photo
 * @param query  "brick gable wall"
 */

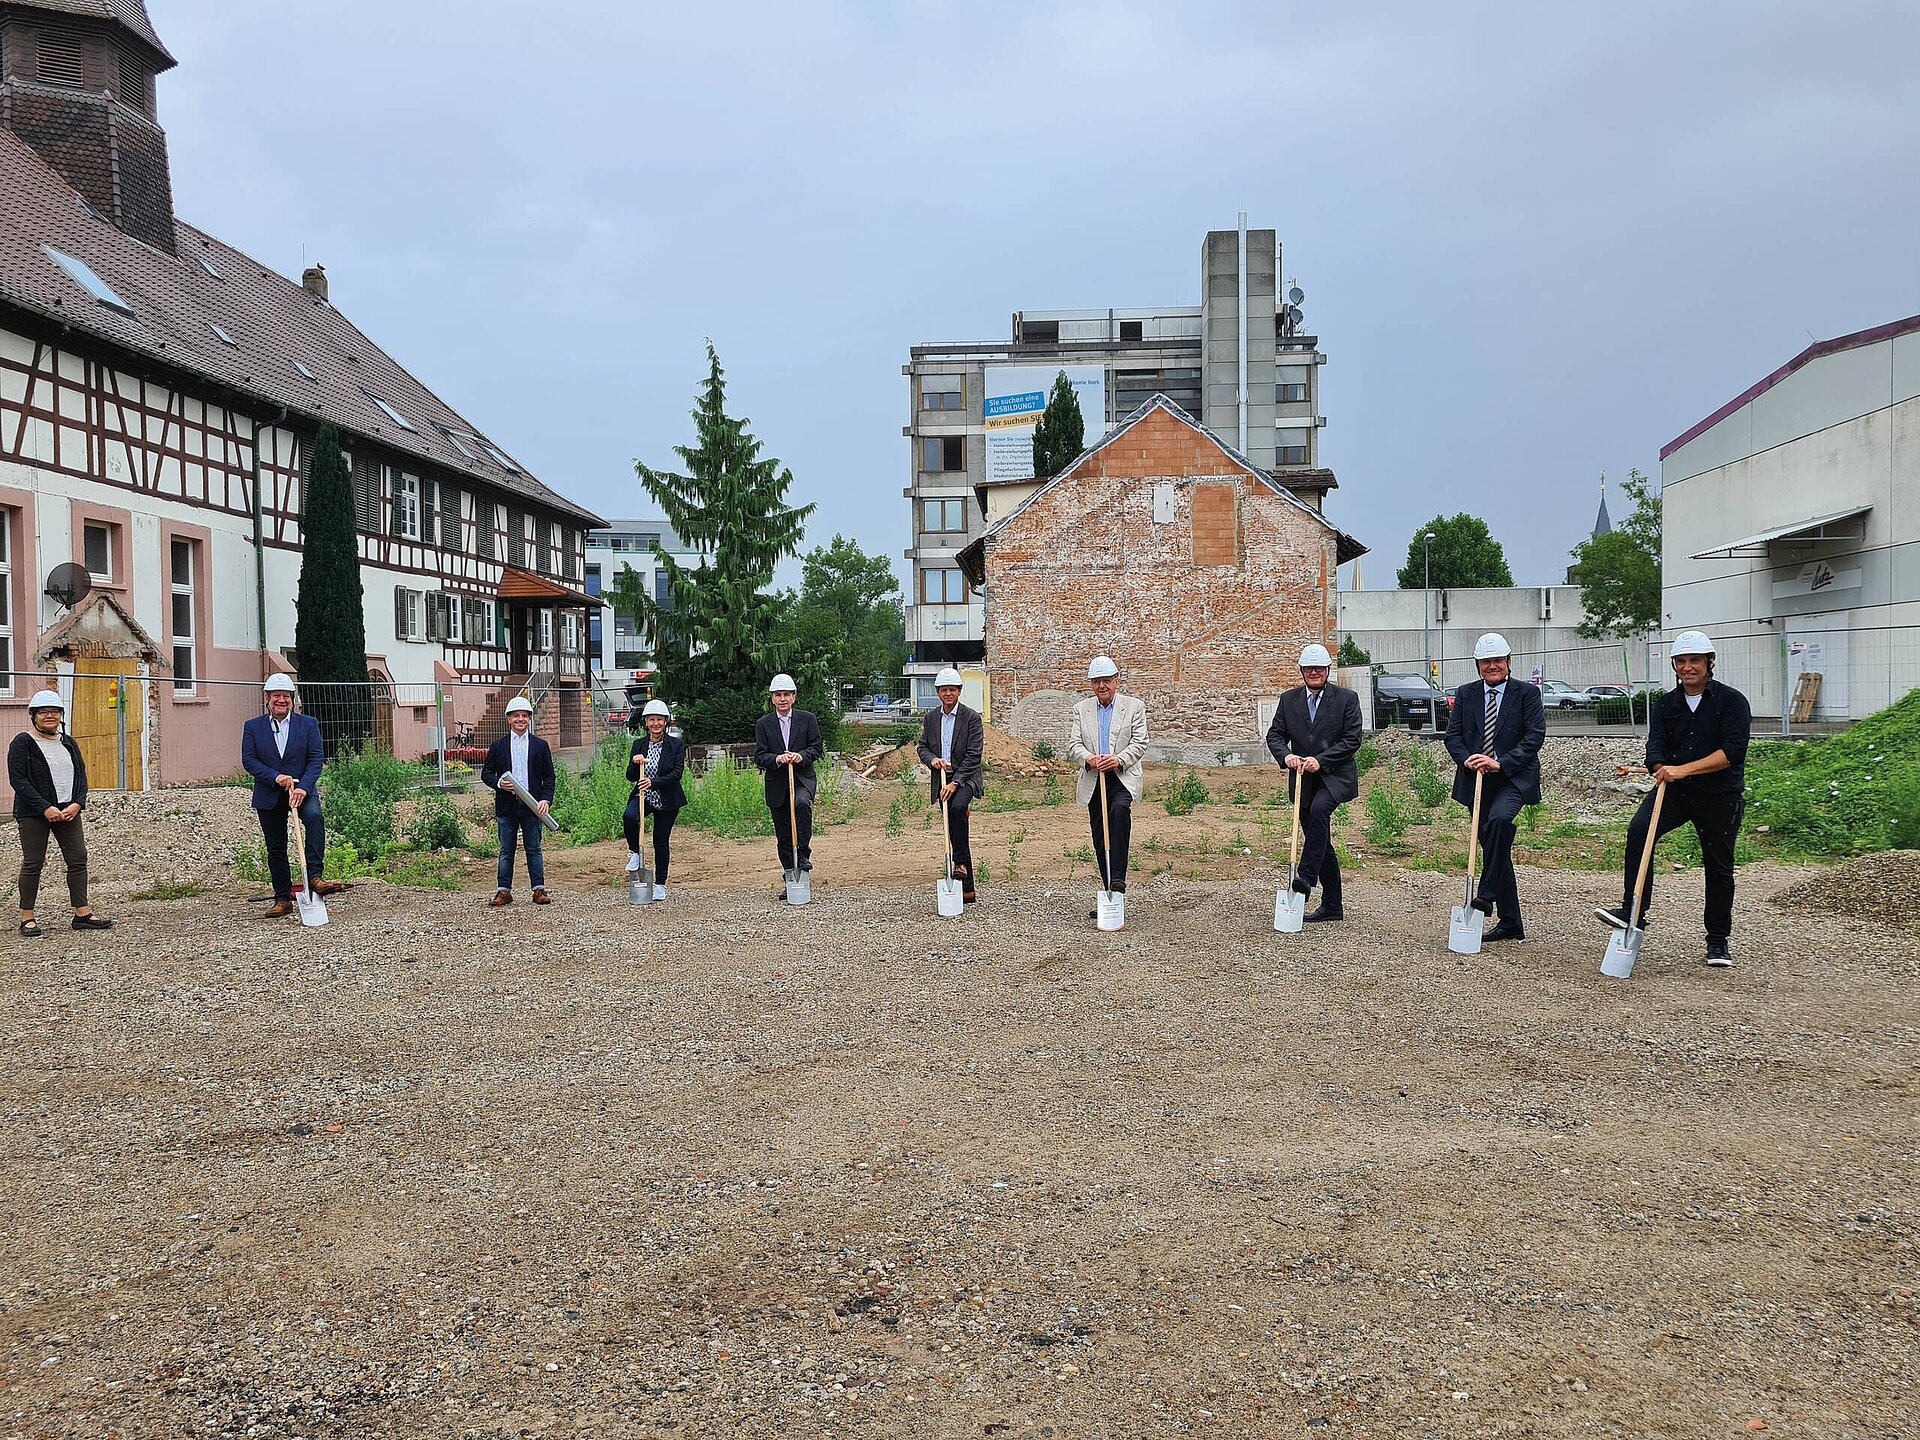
xmin=983 ymin=406 xmax=1335 ymax=743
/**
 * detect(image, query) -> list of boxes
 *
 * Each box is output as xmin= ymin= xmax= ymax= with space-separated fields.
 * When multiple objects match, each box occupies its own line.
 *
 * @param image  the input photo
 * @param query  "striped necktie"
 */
xmin=1483 ymin=687 xmax=1499 ymax=752
xmin=1307 ymin=691 xmax=1319 ymax=726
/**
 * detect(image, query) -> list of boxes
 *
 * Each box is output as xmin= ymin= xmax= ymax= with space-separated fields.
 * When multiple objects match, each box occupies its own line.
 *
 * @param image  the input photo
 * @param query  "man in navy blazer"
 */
xmin=754 ymin=672 xmax=823 ymax=880
xmin=240 ymin=674 xmax=339 ymax=917
xmin=1443 ymin=633 xmax=1546 ymax=942
xmin=480 ymin=695 xmax=557 ymax=904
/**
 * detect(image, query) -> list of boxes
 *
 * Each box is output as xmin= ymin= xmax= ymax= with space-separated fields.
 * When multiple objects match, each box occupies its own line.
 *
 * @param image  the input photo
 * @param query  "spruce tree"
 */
xmin=1030 ymin=370 xmax=1086 ymax=480
xmin=615 ymin=344 xmax=815 ymax=742
xmin=294 ymin=423 xmax=373 ymax=754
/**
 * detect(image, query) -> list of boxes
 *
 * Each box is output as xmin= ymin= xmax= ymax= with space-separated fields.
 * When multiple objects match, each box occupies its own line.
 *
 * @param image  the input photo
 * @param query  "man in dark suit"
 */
xmin=1444 ymin=632 xmax=1547 ymax=942
xmin=916 ymin=667 xmax=985 ymax=903
xmin=1264 ymin=643 xmax=1363 ymax=922
xmin=240 ymin=673 xmax=340 ymax=918
xmin=754 ymin=672 xmax=823 ymax=881
xmin=480 ymin=695 xmax=557 ymax=905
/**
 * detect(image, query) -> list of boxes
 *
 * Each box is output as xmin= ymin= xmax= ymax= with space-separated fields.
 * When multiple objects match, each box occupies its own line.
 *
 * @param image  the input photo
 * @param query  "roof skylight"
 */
xmin=364 ymin=390 xmax=417 ymax=432
xmin=441 ymin=427 xmax=480 ymax=461
xmin=195 ymin=254 xmax=222 ymax=279
xmin=43 ymin=246 xmax=133 ymax=316
xmin=483 ymin=443 xmax=519 ymax=473
xmin=208 ymin=322 xmax=235 ymax=346
xmin=293 ymin=360 xmax=317 ymax=381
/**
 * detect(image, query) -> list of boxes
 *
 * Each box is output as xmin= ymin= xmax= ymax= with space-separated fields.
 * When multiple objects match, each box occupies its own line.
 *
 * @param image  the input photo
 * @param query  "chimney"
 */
xmin=302 ymin=265 xmax=329 ymax=302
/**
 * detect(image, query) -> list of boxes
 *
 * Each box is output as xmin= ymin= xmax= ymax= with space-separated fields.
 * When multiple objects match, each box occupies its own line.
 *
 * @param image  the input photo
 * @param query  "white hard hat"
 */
xmin=505 ymin=695 xmax=534 ymax=715
xmin=769 ymin=672 xmax=797 ymax=692
xmin=26 ymin=688 xmax=65 ymax=712
xmin=1298 ymin=643 xmax=1332 ymax=668
xmin=1472 ymin=633 xmax=1512 ymax=661
xmin=934 ymin=667 xmax=964 ymax=688
xmin=263 ymin=674 xmax=297 ymax=695
xmin=641 ymin=699 xmax=671 ymax=718
xmin=1087 ymin=655 xmax=1119 ymax=680
xmin=1671 ymin=630 xmax=1716 ymax=658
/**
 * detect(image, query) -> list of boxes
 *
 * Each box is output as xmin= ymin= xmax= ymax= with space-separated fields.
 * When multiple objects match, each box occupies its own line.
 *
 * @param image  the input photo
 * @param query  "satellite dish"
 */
xmin=1288 ymin=285 xmax=1305 ymax=305
xmin=1286 ymin=305 xmax=1305 ymax=327
xmin=45 ymin=562 xmax=92 ymax=609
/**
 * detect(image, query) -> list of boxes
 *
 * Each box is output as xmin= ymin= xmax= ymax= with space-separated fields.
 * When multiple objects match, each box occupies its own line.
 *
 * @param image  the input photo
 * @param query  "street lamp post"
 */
xmin=1422 ymin=532 xmax=1435 ymax=685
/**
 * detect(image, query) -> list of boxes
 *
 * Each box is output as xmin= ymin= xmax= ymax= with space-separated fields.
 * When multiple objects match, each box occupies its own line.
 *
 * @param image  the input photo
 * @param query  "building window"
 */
xmin=1275 ymin=365 xmax=1311 ymax=404
xmin=919 ymin=567 xmax=966 ymax=604
xmin=1119 ymin=320 xmax=1143 ymax=342
xmin=83 ymin=521 xmax=113 ymax=582
xmin=445 ymin=592 xmax=464 ymax=643
xmin=482 ymin=598 xmax=498 ymax=646
xmin=919 ymin=435 xmax=965 ymax=473
xmin=364 ymin=390 xmax=418 ymax=433
xmin=170 ymin=537 xmax=198 ymax=695
xmin=921 ymin=498 xmax=967 ymax=534
xmin=920 ymin=374 xmax=964 ymax=411
xmin=1275 ymin=426 xmax=1311 ymax=466
xmin=395 ymin=588 xmax=424 ymax=641
xmin=537 ymin=610 xmax=553 ymax=654
xmin=395 ymin=473 xmax=421 ymax=539
xmin=0 ymin=513 xmax=13 ymax=691
xmin=1020 ymin=319 xmax=1059 ymax=344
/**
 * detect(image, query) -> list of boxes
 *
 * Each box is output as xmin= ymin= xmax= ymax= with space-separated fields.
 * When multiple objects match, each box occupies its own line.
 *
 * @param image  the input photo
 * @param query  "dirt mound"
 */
xmin=1770 ymin=850 xmax=1920 ymax=929
xmin=849 ymin=720 xmax=1068 ymax=782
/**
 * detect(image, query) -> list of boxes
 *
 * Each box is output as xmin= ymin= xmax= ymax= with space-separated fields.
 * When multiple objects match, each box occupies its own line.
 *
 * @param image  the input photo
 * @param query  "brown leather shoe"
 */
xmin=489 ymin=890 xmax=512 ymax=907
xmin=310 ymin=879 xmax=345 ymax=897
xmin=264 ymin=900 xmax=296 ymax=918
xmin=532 ymin=887 xmax=551 ymax=905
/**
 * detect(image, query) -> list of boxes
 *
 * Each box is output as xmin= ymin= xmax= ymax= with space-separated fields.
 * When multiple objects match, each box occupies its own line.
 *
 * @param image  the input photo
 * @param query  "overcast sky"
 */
xmin=154 ymin=1 xmax=1919 ymax=590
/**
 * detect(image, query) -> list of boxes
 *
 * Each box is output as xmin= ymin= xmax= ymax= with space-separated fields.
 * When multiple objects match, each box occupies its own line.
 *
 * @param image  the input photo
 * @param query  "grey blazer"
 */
xmin=1265 ymin=682 xmax=1363 ymax=804
xmin=916 ymin=701 xmax=985 ymax=804
xmin=1067 ymin=692 xmax=1149 ymax=805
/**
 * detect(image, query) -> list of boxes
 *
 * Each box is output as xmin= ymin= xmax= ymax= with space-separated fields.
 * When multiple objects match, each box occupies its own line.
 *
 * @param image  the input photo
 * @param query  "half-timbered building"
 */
xmin=0 ymin=0 xmax=605 ymax=799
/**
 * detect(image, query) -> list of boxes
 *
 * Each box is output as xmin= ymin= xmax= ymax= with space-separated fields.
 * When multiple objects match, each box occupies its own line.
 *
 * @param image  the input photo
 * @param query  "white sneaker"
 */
xmin=625 ymin=853 xmax=641 ymax=874
xmin=652 ymin=884 xmax=666 ymax=901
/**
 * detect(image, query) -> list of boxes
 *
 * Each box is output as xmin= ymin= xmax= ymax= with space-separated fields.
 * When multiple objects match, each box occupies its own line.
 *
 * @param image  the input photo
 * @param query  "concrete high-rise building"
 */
xmin=902 ymin=222 xmax=1332 ymax=706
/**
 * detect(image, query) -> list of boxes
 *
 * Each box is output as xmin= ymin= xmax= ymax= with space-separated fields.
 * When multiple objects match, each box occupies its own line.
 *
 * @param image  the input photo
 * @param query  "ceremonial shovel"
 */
xmin=784 ymin=764 xmax=811 ymax=906
xmin=627 ymin=793 xmax=652 ymax=907
xmin=1602 ymin=778 xmax=1667 ymax=979
xmin=1094 ymin=769 xmax=1124 ymax=931
xmin=1274 ymin=770 xmax=1306 ymax=933
xmin=1447 ymin=769 xmax=1485 ymax=955
xmin=287 ymin=800 xmax=329 ymax=928
xmin=936 ymin=788 xmax=964 ymax=917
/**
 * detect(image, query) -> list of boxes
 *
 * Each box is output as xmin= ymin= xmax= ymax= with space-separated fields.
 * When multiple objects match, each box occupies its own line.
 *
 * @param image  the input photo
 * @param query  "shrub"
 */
xmin=406 ymin=789 xmax=464 ymax=851
xmin=1741 ymin=688 xmax=1920 ymax=857
xmin=683 ymin=758 xmax=774 ymax=838
xmin=1406 ymin=743 xmax=1448 ymax=808
xmin=1356 ymin=740 xmax=1380 ymax=776
xmin=550 ymin=735 xmax=633 ymax=845
xmin=1162 ymin=767 xmax=1210 ymax=816
xmin=1040 ymin=772 xmax=1065 ymax=806
xmin=1595 ymin=692 xmax=1652 ymax=725
xmin=1362 ymin=779 xmax=1415 ymax=852
xmin=318 ymin=749 xmax=427 ymax=862
xmin=1030 ymin=738 xmax=1057 ymax=762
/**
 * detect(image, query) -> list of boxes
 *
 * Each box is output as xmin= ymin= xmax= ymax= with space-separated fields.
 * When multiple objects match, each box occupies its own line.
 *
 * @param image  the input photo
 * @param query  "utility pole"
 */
xmin=1422 ymin=532 xmax=1435 ymax=685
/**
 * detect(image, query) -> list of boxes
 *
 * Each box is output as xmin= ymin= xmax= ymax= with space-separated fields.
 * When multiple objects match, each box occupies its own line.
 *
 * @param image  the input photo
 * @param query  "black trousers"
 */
xmin=1623 ymin=786 xmax=1743 ymax=939
xmin=1087 ymin=771 xmax=1133 ymax=892
xmin=1470 ymin=779 xmax=1525 ymax=920
xmin=939 ymin=788 xmax=976 ymax=896
xmin=772 ymin=793 xmax=813 ymax=872
xmin=17 ymin=814 xmax=89 ymax=910
xmin=622 ymin=798 xmax=679 ymax=883
xmin=258 ymin=793 xmax=325 ymax=900
xmin=1294 ymin=778 xmax=1342 ymax=906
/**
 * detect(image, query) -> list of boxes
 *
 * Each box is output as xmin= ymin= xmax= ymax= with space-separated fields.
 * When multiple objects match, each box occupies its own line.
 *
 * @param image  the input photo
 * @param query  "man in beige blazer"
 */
xmin=1067 ymin=655 xmax=1149 ymax=908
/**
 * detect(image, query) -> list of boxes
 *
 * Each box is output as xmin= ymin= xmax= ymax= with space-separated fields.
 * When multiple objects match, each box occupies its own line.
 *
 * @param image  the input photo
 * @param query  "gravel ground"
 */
xmin=3 ymin=792 xmax=1917 ymax=1439
xmin=1773 ymin=852 xmax=1920 ymax=934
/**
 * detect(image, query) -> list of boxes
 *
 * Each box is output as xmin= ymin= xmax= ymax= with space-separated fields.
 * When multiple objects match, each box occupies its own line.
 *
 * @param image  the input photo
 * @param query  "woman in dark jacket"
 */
xmin=9 ymin=688 xmax=112 ymax=937
xmin=624 ymin=699 xmax=687 ymax=900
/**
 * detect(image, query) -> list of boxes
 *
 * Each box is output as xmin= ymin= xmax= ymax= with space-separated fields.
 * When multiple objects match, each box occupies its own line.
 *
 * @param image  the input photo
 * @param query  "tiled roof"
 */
xmin=3 ymin=0 xmax=176 ymax=66
xmin=0 ymin=127 xmax=602 ymax=526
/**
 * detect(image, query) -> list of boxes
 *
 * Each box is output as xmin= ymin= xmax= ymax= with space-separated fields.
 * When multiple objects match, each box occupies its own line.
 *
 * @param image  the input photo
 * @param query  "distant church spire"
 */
xmin=1591 ymin=474 xmax=1613 ymax=540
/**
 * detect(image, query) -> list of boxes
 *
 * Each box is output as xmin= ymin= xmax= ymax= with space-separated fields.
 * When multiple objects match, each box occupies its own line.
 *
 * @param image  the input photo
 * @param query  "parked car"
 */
xmin=1573 ymin=684 xmax=1633 ymax=706
xmin=1372 ymin=674 xmax=1452 ymax=730
xmin=1539 ymin=680 xmax=1590 ymax=710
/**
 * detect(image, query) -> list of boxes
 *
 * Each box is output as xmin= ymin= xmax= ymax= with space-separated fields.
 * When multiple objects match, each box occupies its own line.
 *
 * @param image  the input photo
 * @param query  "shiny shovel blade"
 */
xmin=936 ymin=878 xmax=964 ymax=917
xmin=785 ymin=871 xmax=811 ymax=906
xmin=1447 ymin=904 xmax=1482 ymax=955
xmin=628 ymin=874 xmax=653 ymax=906
xmin=1601 ymin=927 xmax=1643 ymax=978
xmin=1274 ymin=887 xmax=1305 ymax=933
xmin=295 ymin=886 xmax=329 ymax=928
xmin=1095 ymin=890 xmax=1125 ymax=931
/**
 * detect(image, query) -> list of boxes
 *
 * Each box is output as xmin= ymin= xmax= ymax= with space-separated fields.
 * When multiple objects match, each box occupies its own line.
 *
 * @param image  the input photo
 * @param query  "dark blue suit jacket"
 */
xmin=1444 ymin=678 xmax=1546 ymax=806
xmin=481 ymin=732 xmax=556 ymax=819
xmin=241 ymin=712 xmax=325 ymax=810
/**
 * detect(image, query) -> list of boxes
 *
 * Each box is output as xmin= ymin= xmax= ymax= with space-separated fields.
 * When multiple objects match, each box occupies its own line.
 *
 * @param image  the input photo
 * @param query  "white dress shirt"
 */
xmin=509 ymin=731 xmax=532 ymax=795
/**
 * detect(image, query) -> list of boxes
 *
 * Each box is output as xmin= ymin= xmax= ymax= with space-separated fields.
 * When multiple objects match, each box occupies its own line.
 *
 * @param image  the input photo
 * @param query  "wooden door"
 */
xmin=67 ymin=661 xmax=143 ymax=790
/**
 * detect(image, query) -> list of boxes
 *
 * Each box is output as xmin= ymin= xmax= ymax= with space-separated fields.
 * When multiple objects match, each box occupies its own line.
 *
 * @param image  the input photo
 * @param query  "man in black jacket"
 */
xmin=1444 ymin=633 xmax=1547 ymax=942
xmin=1264 ymin=643 xmax=1362 ymax=921
xmin=1597 ymin=631 xmax=1752 ymax=967
xmin=916 ymin=667 xmax=985 ymax=903
xmin=754 ymin=673 xmax=823 ymax=880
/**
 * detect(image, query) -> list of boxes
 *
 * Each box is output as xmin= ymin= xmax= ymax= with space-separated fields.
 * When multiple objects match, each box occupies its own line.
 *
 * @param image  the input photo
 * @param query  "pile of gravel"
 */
xmin=1770 ymin=849 xmax=1920 ymax=930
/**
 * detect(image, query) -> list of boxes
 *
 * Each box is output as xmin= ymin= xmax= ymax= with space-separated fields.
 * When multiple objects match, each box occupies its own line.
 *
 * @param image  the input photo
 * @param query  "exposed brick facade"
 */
xmin=981 ymin=404 xmax=1339 ymax=743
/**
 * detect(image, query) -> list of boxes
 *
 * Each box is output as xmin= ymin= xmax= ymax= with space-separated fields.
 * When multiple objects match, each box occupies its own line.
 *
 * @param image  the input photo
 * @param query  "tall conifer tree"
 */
xmin=1030 ymin=370 xmax=1086 ymax=480
xmin=615 ymin=345 xmax=815 ymax=741
xmin=294 ymin=423 xmax=372 ymax=752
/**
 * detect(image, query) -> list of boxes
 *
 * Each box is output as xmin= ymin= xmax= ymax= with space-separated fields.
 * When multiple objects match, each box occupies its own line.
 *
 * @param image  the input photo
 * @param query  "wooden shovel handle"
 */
xmin=1289 ymin=766 xmax=1304 ymax=874
xmin=1626 ymin=780 xmax=1668 ymax=927
xmin=1097 ymin=766 xmax=1112 ymax=893
xmin=1465 ymin=767 xmax=1484 ymax=881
